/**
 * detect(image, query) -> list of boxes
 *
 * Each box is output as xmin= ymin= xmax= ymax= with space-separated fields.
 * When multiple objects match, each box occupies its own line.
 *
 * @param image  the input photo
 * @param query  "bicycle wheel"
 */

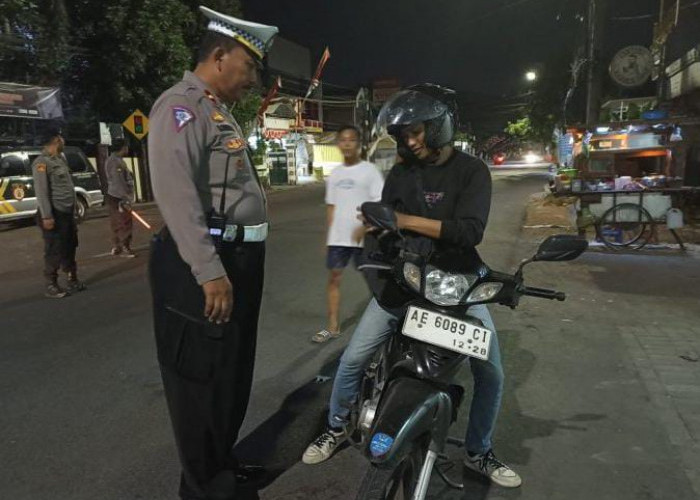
xmin=596 ymin=203 xmax=654 ymax=250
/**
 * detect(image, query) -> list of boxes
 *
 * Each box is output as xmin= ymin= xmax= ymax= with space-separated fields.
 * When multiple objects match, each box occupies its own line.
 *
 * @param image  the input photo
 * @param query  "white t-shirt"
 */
xmin=325 ymin=161 xmax=384 ymax=247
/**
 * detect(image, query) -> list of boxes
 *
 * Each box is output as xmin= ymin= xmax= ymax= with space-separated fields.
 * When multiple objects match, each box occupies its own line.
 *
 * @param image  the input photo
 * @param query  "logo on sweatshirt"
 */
xmin=424 ymin=191 xmax=445 ymax=209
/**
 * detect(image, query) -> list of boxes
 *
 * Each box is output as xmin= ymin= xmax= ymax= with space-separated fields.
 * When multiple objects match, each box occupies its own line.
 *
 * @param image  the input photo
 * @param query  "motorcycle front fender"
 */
xmin=365 ymin=376 xmax=452 ymax=468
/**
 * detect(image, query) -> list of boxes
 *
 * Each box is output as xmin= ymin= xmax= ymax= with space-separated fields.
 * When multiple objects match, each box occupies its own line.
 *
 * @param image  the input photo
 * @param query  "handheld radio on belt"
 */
xmin=206 ymin=154 xmax=231 ymax=252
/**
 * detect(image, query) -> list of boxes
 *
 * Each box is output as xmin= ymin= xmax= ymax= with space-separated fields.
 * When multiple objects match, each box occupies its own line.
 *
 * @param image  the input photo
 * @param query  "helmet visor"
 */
xmin=376 ymin=90 xmax=449 ymax=137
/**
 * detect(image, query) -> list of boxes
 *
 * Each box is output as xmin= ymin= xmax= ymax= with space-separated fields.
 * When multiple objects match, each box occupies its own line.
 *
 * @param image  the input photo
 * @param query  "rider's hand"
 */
xmin=202 ymin=276 xmax=233 ymax=324
xmin=42 ymin=218 xmax=55 ymax=231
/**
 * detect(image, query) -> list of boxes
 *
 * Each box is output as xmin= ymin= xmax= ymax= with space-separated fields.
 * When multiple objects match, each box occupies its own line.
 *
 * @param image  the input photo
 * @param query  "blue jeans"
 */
xmin=328 ymin=298 xmax=504 ymax=455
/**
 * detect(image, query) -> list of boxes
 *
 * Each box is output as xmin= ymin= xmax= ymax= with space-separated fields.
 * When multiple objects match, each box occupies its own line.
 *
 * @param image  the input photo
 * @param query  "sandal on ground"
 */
xmin=311 ymin=329 xmax=341 ymax=343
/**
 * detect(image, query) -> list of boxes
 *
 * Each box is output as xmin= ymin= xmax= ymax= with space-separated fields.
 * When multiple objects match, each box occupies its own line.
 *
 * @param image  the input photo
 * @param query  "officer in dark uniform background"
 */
xmin=31 ymin=125 xmax=87 ymax=299
xmin=104 ymin=138 xmax=135 ymax=257
xmin=148 ymin=6 xmax=278 ymax=500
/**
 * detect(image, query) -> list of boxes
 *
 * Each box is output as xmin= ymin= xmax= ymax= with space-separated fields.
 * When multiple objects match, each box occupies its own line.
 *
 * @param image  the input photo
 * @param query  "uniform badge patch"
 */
xmin=172 ymin=106 xmax=195 ymax=132
xmin=212 ymin=111 xmax=225 ymax=122
xmin=226 ymin=138 xmax=246 ymax=152
xmin=36 ymin=163 xmax=47 ymax=173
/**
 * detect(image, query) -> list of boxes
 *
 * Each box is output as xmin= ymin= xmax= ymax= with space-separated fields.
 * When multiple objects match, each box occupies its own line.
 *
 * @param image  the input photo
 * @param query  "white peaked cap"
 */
xmin=199 ymin=5 xmax=279 ymax=60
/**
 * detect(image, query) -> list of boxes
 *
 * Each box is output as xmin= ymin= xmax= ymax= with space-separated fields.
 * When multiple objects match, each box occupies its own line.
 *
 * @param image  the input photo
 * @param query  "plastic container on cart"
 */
xmin=614 ymin=176 xmax=632 ymax=190
xmin=666 ymin=208 xmax=684 ymax=229
xmin=588 ymin=193 xmax=672 ymax=221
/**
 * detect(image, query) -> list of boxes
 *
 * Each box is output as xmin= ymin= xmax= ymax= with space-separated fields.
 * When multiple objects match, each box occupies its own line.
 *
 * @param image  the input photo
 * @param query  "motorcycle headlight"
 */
xmin=424 ymin=267 xmax=471 ymax=306
xmin=466 ymin=282 xmax=503 ymax=303
xmin=402 ymin=262 xmax=421 ymax=292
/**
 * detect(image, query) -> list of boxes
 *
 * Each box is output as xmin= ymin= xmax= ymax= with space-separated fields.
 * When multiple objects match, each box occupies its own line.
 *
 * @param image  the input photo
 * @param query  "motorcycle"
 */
xmin=346 ymin=202 xmax=588 ymax=500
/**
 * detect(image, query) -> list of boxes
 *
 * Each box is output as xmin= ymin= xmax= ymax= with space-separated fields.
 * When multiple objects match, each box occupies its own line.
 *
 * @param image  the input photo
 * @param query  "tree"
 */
xmin=0 ymin=0 xmax=71 ymax=85
xmin=504 ymin=117 xmax=532 ymax=139
xmin=231 ymin=93 xmax=262 ymax=138
xmin=65 ymin=0 xmax=195 ymax=122
xmin=0 ymin=0 xmax=249 ymax=130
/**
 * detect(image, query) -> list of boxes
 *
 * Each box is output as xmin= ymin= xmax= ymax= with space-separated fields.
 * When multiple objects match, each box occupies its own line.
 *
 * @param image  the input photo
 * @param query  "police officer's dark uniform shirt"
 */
xmin=105 ymin=153 xmax=134 ymax=201
xmin=148 ymin=71 xmax=267 ymax=285
xmin=31 ymin=154 xmax=76 ymax=217
xmin=367 ymin=150 xmax=492 ymax=308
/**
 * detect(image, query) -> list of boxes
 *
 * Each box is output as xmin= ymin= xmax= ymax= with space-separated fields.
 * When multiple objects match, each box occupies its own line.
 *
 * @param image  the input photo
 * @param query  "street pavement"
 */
xmin=1 ymin=170 xmax=699 ymax=500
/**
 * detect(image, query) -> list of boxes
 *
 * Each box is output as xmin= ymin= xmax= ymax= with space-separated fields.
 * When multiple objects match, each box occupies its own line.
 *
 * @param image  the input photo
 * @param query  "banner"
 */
xmin=0 ymin=82 xmax=63 ymax=119
xmin=305 ymin=47 xmax=331 ymax=99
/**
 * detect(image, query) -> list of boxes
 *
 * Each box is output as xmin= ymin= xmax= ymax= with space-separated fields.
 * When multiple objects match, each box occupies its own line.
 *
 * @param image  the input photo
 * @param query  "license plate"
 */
xmin=402 ymin=306 xmax=492 ymax=361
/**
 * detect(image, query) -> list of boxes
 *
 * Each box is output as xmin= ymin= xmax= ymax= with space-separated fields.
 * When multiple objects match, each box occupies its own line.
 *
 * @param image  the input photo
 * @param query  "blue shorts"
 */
xmin=326 ymin=246 xmax=362 ymax=270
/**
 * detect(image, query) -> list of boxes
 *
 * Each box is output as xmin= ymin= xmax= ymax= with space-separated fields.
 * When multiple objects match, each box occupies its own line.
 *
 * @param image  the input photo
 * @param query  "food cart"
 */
xmin=553 ymin=122 xmax=700 ymax=250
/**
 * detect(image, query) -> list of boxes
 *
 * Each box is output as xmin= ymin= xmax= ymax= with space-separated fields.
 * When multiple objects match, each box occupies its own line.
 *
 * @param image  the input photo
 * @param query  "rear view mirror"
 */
xmin=534 ymin=235 xmax=588 ymax=262
xmin=361 ymin=202 xmax=397 ymax=232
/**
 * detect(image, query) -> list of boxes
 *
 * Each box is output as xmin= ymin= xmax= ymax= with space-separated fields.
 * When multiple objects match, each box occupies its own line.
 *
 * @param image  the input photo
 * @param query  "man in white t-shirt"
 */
xmin=311 ymin=125 xmax=384 ymax=343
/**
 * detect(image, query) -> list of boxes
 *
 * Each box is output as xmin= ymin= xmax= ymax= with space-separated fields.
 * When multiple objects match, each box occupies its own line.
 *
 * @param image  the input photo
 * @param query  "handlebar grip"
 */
xmin=521 ymin=286 xmax=566 ymax=301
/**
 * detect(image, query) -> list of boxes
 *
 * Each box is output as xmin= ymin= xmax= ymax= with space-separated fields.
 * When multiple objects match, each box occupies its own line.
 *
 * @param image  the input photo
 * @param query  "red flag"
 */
xmin=305 ymin=47 xmax=331 ymax=98
xmin=257 ymin=76 xmax=282 ymax=125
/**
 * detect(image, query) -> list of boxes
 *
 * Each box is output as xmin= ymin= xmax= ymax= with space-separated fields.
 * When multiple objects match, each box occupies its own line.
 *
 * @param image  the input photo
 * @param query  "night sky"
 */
xmin=243 ymin=0 xmax=672 ymax=96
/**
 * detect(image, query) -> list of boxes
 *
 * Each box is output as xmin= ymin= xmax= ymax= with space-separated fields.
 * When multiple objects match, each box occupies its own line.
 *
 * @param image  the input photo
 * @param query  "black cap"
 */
xmin=34 ymin=120 xmax=64 ymax=146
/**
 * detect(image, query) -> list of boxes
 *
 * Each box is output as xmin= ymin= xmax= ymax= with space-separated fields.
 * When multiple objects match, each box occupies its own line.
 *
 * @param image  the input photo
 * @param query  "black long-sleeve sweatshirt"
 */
xmin=364 ymin=150 xmax=492 ymax=310
xmin=381 ymin=149 xmax=492 ymax=251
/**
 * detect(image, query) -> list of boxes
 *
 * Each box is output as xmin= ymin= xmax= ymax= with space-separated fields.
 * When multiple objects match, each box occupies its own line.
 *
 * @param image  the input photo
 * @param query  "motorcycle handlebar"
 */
xmin=520 ymin=286 xmax=566 ymax=301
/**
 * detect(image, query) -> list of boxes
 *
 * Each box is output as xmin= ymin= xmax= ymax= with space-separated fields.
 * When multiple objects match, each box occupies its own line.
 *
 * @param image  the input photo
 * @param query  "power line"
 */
xmin=464 ymin=0 xmax=540 ymax=25
xmin=611 ymin=0 xmax=700 ymax=21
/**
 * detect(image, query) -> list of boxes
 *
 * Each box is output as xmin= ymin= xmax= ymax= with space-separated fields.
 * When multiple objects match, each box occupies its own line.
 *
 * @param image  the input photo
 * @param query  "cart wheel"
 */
xmin=595 ymin=203 xmax=654 ymax=250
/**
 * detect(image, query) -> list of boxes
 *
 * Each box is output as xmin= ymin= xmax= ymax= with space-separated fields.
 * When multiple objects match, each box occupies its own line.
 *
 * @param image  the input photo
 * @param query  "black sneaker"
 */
xmin=464 ymin=449 xmax=522 ymax=488
xmin=45 ymin=283 xmax=69 ymax=299
xmin=66 ymin=279 xmax=87 ymax=293
xmin=121 ymin=248 xmax=136 ymax=258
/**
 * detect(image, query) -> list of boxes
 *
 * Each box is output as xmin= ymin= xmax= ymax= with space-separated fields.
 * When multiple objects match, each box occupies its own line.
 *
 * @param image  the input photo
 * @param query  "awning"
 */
xmin=0 ymin=82 xmax=63 ymax=119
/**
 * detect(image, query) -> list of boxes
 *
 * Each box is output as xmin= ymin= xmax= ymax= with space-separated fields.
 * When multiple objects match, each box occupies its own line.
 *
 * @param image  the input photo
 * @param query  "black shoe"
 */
xmin=121 ymin=248 xmax=137 ymax=258
xmin=45 ymin=283 xmax=69 ymax=299
xmin=234 ymin=464 xmax=267 ymax=484
xmin=66 ymin=279 xmax=87 ymax=293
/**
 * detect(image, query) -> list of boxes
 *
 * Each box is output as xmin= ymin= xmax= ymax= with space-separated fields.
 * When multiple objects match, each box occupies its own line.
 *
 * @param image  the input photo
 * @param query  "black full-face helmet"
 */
xmin=375 ymin=83 xmax=458 ymax=154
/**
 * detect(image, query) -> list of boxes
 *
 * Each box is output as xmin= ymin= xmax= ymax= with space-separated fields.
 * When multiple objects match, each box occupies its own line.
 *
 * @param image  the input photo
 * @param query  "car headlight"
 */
xmin=524 ymin=153 xmax=542 ymax=164
xmin=466 ymin=282 xmax=503 ymax=303
xmin=425 ymin=267 xmax=471 ymax=306
xmin=403 ymin=262 xmax=421 ymax=292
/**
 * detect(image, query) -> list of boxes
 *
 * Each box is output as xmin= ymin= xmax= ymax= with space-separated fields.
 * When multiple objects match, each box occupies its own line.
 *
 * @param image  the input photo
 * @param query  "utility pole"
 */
xmin=585 ymin=0 xmax=608 ymax=126
xmin=654 ymin=0 xmax=681 ymax=100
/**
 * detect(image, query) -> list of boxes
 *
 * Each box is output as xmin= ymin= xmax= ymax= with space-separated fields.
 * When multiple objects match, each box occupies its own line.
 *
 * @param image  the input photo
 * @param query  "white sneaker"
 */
xmin=302 ymin=428 xmax=346 ymax=464
xmin=464 ymin=450 xmax=522 ymax=488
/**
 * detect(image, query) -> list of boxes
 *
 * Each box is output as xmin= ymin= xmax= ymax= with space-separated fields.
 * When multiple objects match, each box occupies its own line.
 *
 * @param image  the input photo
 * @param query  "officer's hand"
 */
xmin=42 ymin=218 xmax=55 ymax=231
xmin=202 ymin=276 xmax=233 ymax=324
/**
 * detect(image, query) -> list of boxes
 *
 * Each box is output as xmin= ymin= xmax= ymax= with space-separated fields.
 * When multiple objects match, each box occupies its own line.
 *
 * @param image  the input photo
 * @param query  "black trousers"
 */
xmin=149 ymin=230 xmax=265 ymax=500
xmin=37 ymin=208 xmax=77 ymax=283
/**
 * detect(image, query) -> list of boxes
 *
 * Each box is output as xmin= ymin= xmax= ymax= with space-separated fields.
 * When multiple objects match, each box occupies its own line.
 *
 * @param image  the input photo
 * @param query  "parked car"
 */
xmin=0 ymin=145 xmax=103 ymax=223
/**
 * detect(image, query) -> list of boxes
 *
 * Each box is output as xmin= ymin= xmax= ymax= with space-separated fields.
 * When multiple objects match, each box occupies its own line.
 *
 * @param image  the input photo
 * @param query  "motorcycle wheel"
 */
xmin=355 ymin=445 xmax=426 ymax=500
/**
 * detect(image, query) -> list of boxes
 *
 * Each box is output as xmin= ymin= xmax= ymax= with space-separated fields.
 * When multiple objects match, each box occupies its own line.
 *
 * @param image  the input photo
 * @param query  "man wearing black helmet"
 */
xmin=302 ymin=84 xmax=521 ymax=489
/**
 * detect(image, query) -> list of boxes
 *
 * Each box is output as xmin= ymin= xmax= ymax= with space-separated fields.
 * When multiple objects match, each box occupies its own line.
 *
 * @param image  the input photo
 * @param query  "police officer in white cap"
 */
xmin=148 ymin=6 xmax=278 ymax=499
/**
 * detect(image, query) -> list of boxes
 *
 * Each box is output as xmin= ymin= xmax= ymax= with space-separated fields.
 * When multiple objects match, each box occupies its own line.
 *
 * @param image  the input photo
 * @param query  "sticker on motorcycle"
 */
xmin=370 ymin=433 xmax=394 ymax=457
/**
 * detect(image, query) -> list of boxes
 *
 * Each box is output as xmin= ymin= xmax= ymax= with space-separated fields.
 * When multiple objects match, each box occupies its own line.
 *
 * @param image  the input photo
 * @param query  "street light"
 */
xmin=525 ymin=71 xmax=537 ymax=82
